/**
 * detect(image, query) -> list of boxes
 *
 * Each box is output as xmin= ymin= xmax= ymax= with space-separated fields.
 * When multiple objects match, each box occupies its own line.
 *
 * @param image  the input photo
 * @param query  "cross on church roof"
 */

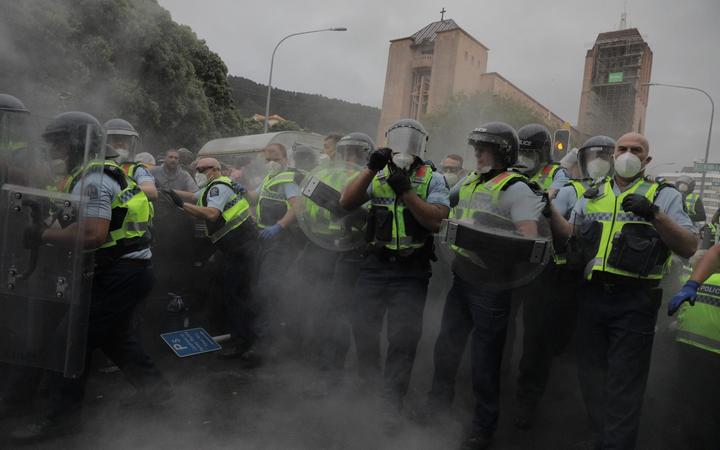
xmin=440 ymin=7 xmax=446 ymax=21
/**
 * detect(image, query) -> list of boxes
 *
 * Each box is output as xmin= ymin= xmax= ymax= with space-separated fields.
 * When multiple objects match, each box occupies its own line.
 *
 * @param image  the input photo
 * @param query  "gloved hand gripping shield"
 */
xmin=297 ymin=161 xmax=368 ymax=251
xmin=438 ymin=188 xmax=552 ymax=289
xmin=0 ymin=111 xmax=106 ymax=377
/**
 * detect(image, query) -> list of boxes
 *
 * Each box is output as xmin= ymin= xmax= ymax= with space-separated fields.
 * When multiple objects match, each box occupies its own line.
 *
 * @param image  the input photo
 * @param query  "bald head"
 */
xmin=195 ymin=157 xmax=221 ymax=180
xmin=617 ymin=132 xmax=650 ymax=154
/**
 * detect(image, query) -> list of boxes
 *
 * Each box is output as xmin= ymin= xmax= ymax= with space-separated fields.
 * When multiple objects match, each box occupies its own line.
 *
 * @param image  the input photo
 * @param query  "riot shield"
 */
xmin=0 ymin=113 xmax=105 ymax=377
xmin=439 ymin=187 xmax=552 ymax=289
xmin=296 ymin=161 xmax=368 ymax=251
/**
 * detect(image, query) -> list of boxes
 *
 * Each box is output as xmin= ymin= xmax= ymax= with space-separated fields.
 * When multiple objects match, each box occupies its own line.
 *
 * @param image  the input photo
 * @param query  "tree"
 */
xmin=0 ymin=0 xmax=244 ymax=152
xmin=423 ymin=92 xmax=557 ymax=162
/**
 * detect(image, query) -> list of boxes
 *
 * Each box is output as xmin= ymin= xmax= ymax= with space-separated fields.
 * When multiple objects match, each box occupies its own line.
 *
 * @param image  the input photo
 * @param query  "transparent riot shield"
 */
xmin=438 ymin=186 xmax=552 ymax=289
xmin=296 ymin=161 xmax=368 ymax=251
xmin=0 ymin=115 xmax=105 ymax=377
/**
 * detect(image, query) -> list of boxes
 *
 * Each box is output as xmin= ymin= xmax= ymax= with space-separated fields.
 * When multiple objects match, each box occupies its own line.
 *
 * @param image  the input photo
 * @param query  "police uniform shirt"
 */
xmin=74 ymin=172 xmax=152 ymax=260
xmin=449 ymin=175 xmax=543 ymax=222
xmin=132 ymin=165 xmax=155 ymax=187
xmin=569 ymin=180 xmax=697 ymax=233
xmin=193 ymin=181 xmax=236 ymax=211
xmin=368 ymin=171 xmax=451 ymax=207
xmin=553 ymin=184 xmax=580 ymax=219
xmin=550 ymin=167 xmax=570 ymax=190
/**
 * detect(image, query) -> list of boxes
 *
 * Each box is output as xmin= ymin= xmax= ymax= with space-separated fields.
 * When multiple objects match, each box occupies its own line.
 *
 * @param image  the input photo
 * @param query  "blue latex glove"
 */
xmin=259 ymin=223 xmax=283 ymax=240
xmin=668 ymin=280 xmax=699 ymax=316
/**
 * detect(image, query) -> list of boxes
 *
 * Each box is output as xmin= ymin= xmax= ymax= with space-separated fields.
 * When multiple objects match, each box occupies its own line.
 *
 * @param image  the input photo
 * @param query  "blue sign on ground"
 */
xmin=161 ymin=327 xmax=221 ymax=358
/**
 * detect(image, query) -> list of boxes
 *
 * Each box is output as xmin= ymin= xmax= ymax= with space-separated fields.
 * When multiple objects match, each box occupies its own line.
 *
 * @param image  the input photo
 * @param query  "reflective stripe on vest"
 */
xmin=676 ymin=273 xmax=720 ymax=354
xmin=369 ymin=165 xmax=433 ymax=250
xmin=451 ymin=170 xmax=527 ymax=257
xmin=197 ymin=176 xmax=251 ymax=243
xmin=530 ymin=163 xmax=560 ymax=192
xmin=256 ymin=170 xmax=295 ymax=228
xmin=583 ymin=177 xmax=669 ymax=281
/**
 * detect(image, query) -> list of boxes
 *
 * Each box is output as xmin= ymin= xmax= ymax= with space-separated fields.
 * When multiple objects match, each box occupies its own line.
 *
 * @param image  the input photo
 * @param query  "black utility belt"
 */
xmin=365 ymin=245 xmax=428 ymax=263
xmin=589 ymin=272 xmax=660 ymax=290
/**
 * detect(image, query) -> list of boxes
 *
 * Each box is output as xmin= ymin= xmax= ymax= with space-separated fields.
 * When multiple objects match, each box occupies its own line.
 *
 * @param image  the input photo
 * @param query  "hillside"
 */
xmin=229 ymin=76 xmax=380 ymax=138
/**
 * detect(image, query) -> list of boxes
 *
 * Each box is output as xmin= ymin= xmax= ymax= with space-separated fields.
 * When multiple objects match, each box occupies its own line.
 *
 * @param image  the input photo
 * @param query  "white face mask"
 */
xmin=517 ymin=155 xmax=536 ymax=173
xmin=678 ymin=184 xmax=689 ymax=193
xmin=392 ymin=153 xmax=414 ymax=171
xmin=614 ymin=152 xmax=643 ymax=179
xmin=586 ymin=158 xmax=612 ymax=179
xmin=194 ymin=172 xmax=208 ymax=187
xmin=265 ymin=160 xmax=284 ymax=177
xmin=50 ymin=158 xmax=67 ymax=176
xmin=319 ymin=153 xmax=330 ymax=162
xmin=114 ymin=148 xmax=130 ymax=163
xmin=443 ymin=172 xmax=460 ymax=187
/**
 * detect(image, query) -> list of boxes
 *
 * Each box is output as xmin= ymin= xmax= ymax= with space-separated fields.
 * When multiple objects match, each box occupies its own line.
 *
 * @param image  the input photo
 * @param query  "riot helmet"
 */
xmin=578 ymin=135 xmax=616 ymax=180
xmin=0 ymin=93 xmax=31 ymax=153
xmin=104 ymin=118 xmax=139 ymax=163
xmin=43 ymin=111 xmax=107 ymax=173
xmin=676 ymin=175 xmax=695 ymax=194
xmin=293 ymin=144 xmax=319 ymax=172
xmin=336 ymin=132 xmax=375 ymax=165
xmin=517 ymin=123 xmax=552 ymax=176
xmin=386 ymin=118 xmax=429 ymax=170
xmin=468 ymin=122 xmax=519 ymax=170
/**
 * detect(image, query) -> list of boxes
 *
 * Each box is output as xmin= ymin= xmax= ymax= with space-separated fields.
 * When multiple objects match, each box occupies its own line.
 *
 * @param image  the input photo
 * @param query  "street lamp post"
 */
xmin=643 ymin=82 xmax=715 ymax=199
xmin=264 ymin=27 xmax=347 ymax=133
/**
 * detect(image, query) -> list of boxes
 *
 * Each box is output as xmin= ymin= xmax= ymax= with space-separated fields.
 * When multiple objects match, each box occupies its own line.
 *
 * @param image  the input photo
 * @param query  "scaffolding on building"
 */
xmin=587 ymin=32 xmax=647 ymax=138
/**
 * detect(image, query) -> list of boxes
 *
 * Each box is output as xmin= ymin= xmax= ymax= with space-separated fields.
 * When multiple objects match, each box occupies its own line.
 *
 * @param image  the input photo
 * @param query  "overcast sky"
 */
xmin=159 ymin=0 xmax=719 ymax=171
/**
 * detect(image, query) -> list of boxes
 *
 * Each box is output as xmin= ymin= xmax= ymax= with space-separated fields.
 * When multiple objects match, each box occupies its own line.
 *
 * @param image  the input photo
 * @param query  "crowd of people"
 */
xmin=0 ymin=92 xmax=718 ymax=450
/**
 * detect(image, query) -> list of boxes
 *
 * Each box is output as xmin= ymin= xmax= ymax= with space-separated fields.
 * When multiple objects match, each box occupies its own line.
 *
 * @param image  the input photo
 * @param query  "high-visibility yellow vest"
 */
xmin=197 ymin=176 xmax=251 ymax=244
xmin=582 ymin=177 xmax=670 ymax=281
xmin=553 ymin=179 xmax=590 ymax=265
xmin=256 ymin=170 xmax=296 ymax=228
xmin=64 ymin=160 xmax=151 ymax=251
xmin=684 ymin=192 xmax=700 ymax=220
xmin=677 ymin=273 xmax=720 ymax=355
xmin=368 ymin=164 xmax=433 ymax=250
xmin=303 ymin=167 xmax=353 ymax=236
xmin=530 ymin=163 xmax=561 ymax=192
xmin=452 ymin=170 xmax=528 ymax=258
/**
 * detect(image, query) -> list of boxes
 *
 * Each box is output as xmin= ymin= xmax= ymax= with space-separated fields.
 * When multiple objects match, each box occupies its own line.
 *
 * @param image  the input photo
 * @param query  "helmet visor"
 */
xmin=579 ymin=146 xmax=614 ymax=179
xmin=387 ymin=126 xmax=427 ymax=156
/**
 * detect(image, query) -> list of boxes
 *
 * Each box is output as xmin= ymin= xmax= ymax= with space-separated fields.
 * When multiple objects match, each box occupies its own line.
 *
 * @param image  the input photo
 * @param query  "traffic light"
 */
xmin=553 ymin=129 xmax=570 ymax=153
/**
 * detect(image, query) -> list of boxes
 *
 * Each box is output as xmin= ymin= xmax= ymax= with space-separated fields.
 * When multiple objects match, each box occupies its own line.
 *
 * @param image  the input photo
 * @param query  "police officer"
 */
xmin=104 ymin=118 xmax=157 ymax=200
xmin=11 ymin=112 xmax=170 ymax=442
xmin=250 ymin=143 xmax=302 ymax=354
xmin=549 ymin=132 xmax=697 ymax=449
xmin=164 ymin=157 xmax=260 ymax=362
xmin=667 ymin=244 xmax=720 ymax=448
xmin=675 ymin=175 xmax=706 ymax=223
xmin=517 ymin=123 xmax=569 ymax=199
xmin=308 ymin=132 xmax=376 ymax=390
xmin=340 ymin=119 xmax=449 ymax=412
xmin=426 ymin=122 xmax=544 ymax=449
xmin=513 ymin=136 xmax=615 ymax=429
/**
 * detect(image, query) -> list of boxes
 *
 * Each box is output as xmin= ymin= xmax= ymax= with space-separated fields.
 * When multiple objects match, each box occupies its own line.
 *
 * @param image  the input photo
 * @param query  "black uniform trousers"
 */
xmin=47 ymin=259 xmax=167 ymax=419
xmin=430 ymin=273 xmax=512 ymax=437
xmin=576 ymin=282 xmax=661 ymax=450
xmin=350 ymin=252 xmax=430 ymax=408
xmin=515 ymin=262 xmax=579 ymax=412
